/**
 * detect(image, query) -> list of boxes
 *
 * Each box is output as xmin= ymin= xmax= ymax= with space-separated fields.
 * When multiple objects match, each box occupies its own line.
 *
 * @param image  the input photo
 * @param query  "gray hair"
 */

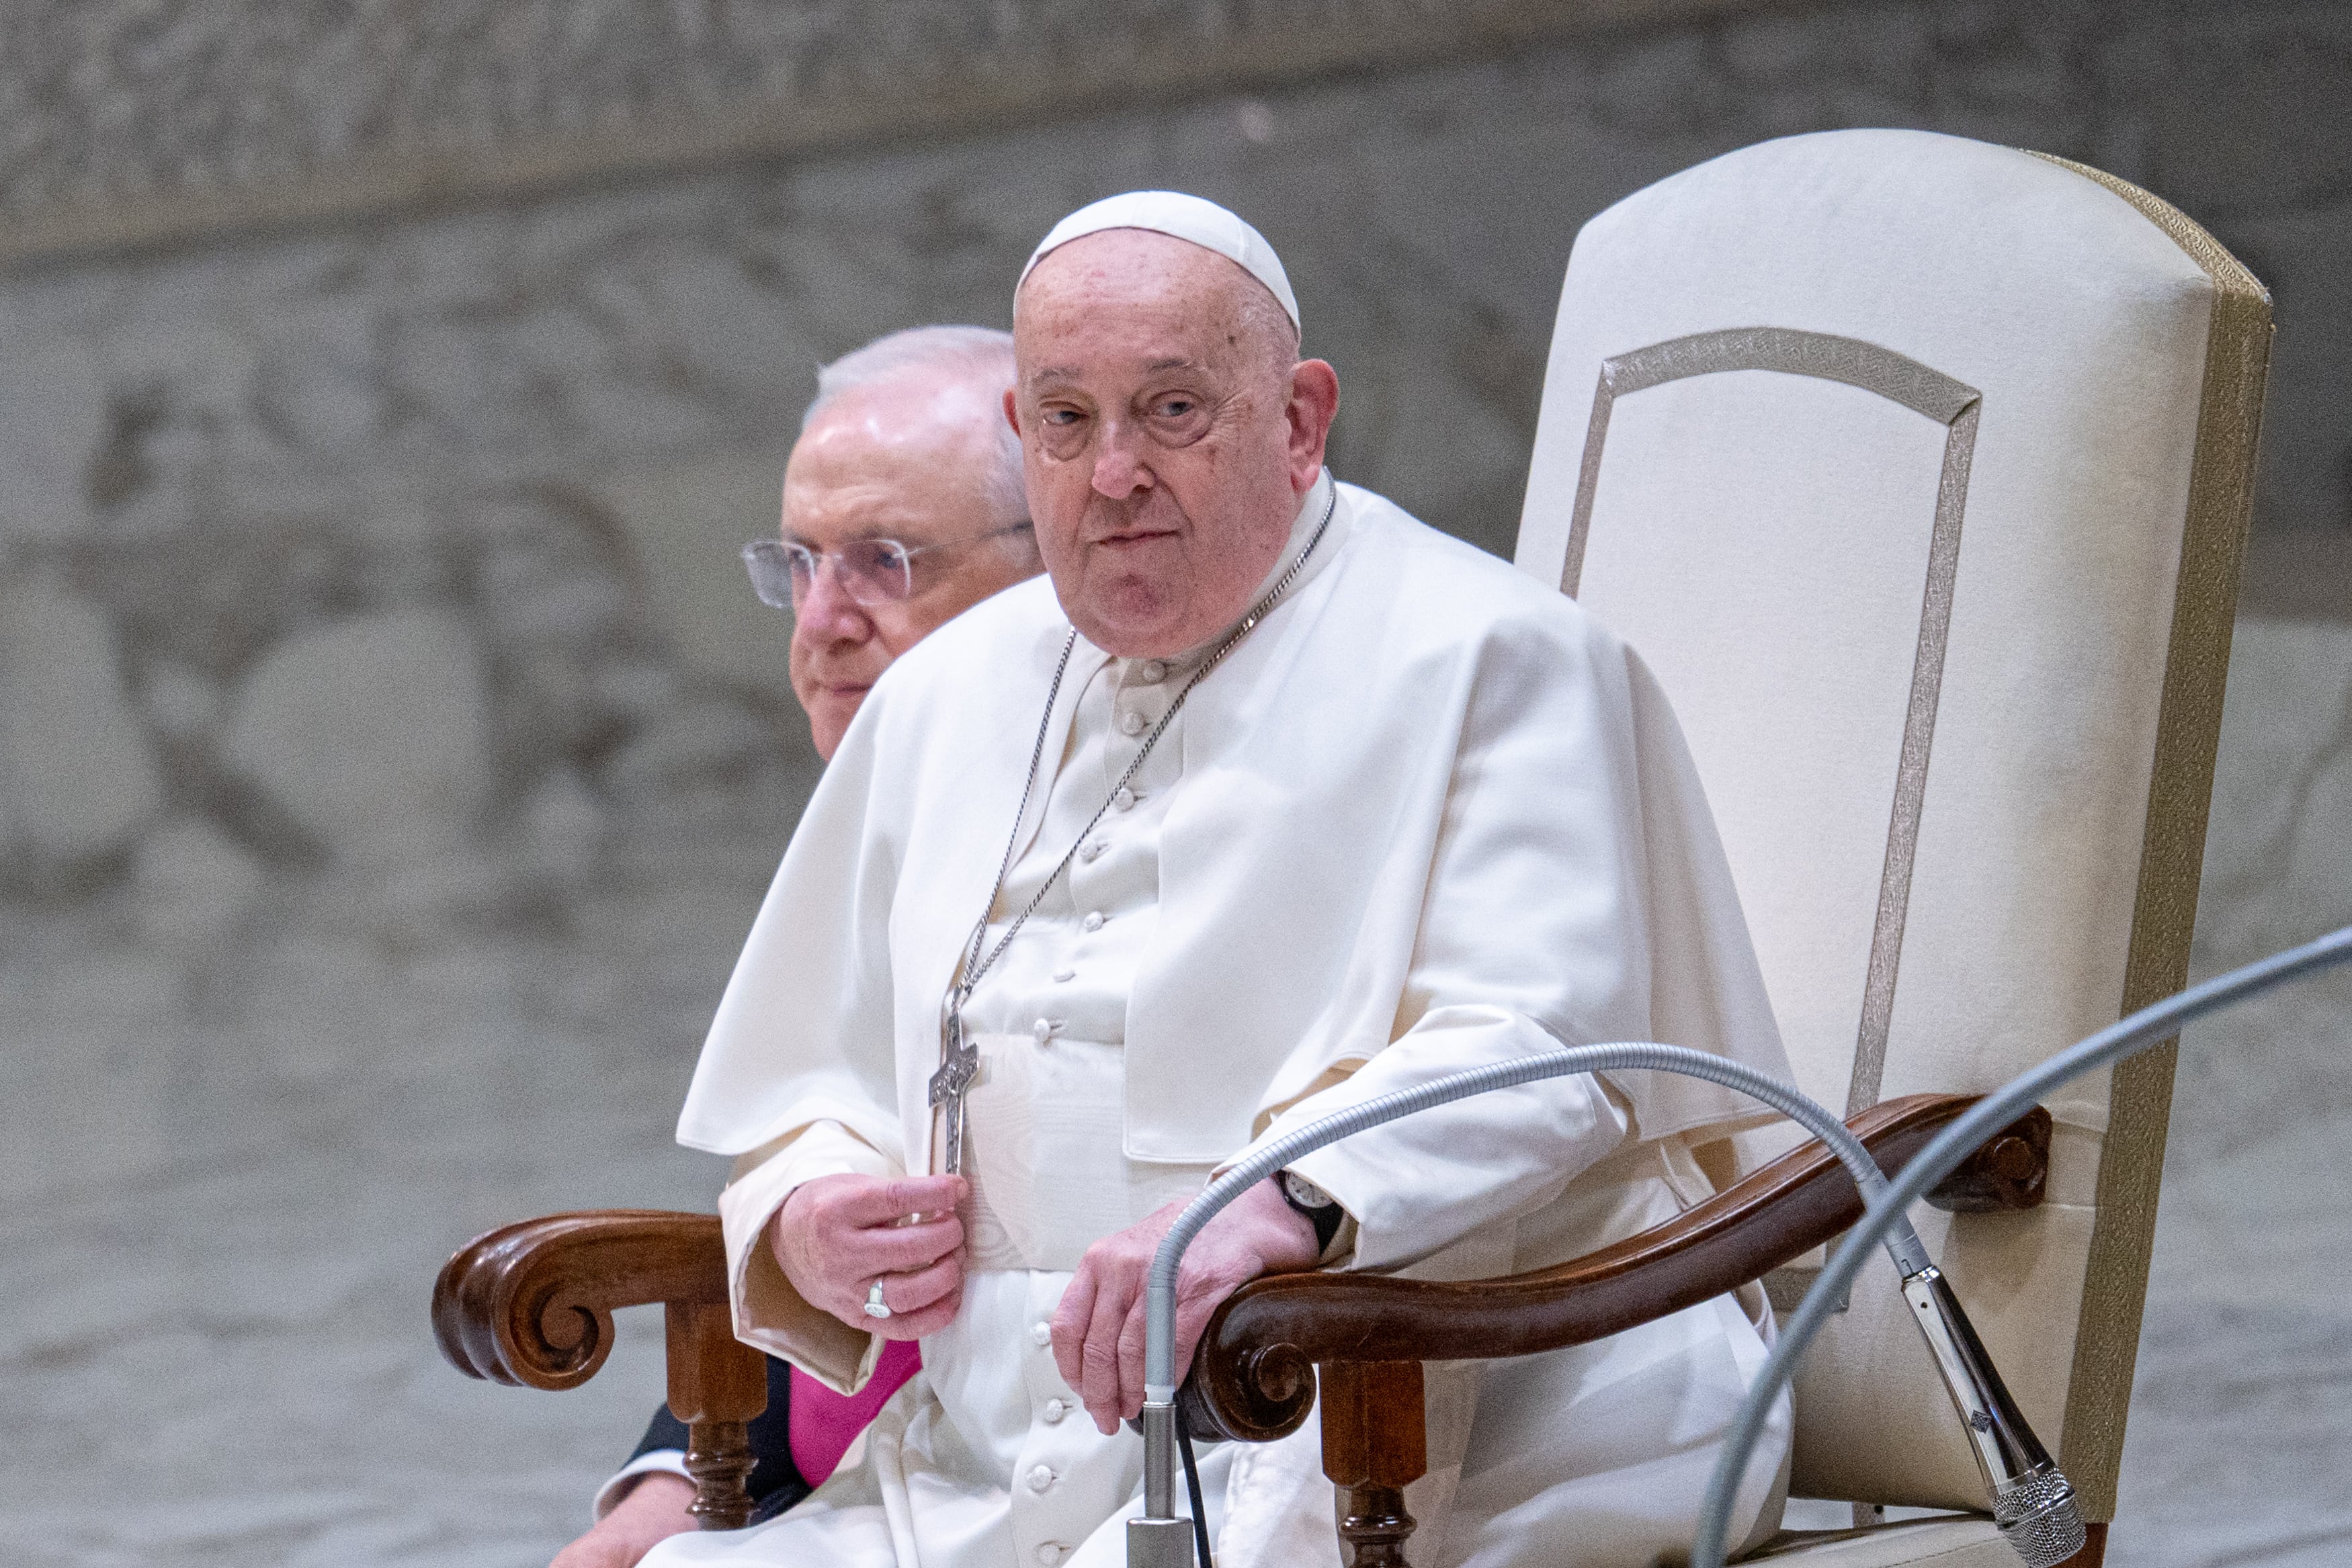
xmin=803 ymin=325 xmax=1025 ymax=522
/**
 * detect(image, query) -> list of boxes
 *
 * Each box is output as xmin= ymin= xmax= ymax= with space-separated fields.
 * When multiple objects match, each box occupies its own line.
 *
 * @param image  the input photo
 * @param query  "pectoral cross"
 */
xmin=928 ymin=988 xmax=981 ymax=1176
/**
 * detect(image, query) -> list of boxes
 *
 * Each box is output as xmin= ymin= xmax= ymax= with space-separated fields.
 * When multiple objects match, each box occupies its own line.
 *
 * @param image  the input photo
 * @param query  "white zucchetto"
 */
xmin=1017 ymin=190 xmax=1300 ymax=332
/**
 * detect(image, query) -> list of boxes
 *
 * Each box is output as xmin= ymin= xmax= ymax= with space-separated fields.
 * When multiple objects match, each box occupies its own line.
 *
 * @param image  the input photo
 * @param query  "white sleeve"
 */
xmin=1239 ymin=612 xmax=1656 ymax=1274
xmin=1265 ymin=1008 xmax=1630 ymax=1273
xmin=591 ymin=1449 xmax=691 ymax=1522
xmin=719 ymin=1119 xmax=902 ymax=1395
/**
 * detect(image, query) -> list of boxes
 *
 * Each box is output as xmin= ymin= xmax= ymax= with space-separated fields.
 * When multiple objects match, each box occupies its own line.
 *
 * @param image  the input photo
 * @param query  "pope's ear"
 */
xmin=1002 ymin=387 xmax=1023 ymax=439
xmin=1286 ymin=358 xmax=1340 ymax=480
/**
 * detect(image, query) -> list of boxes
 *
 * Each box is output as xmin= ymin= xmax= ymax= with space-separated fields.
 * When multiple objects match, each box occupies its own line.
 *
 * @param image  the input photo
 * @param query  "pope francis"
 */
xmin=656 ymin=193 xmax=1796 ymax=1568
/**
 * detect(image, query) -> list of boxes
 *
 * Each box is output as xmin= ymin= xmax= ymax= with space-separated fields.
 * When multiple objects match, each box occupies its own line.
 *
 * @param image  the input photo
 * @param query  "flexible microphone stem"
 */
xmin=1131 ymin=1042 xmax=1915 ymax=1567
xmin=1690 ymin=922 xmax=2352 ymax=1568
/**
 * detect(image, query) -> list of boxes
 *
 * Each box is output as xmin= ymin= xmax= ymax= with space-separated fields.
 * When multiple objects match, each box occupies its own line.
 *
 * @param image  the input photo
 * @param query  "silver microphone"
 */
xmin=1899 ymin=1266 xmax=2085 ymax=1567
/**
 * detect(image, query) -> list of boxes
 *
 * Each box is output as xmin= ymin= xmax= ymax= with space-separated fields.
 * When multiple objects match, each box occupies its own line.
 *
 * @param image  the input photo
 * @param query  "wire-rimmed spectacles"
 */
xmin=743 ymin=522 xmax=1032 ymax=611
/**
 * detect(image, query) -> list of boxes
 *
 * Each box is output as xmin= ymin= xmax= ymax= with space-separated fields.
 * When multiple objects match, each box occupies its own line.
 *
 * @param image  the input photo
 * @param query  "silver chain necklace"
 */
xmin=927 ymin=481 xmax=1339 ymax=1175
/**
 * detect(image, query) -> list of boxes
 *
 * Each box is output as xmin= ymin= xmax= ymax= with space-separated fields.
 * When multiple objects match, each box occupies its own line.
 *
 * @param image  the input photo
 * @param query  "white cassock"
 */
xmin=655 ymin=472 xmax=1796 ymax=1568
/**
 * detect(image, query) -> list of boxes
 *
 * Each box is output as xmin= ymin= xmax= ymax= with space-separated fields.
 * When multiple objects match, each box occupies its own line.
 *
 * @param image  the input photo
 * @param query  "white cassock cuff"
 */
xmin=718 ymin=1118 xmax=902 ymax=1395
xmin=591 ymin=1450 xmax=690 ymax=1522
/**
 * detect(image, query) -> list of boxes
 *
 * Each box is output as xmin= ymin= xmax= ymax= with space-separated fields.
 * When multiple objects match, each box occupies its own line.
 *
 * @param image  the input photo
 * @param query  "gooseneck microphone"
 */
xmin=1132 ymin=1040 xmax=2078 ymax=1567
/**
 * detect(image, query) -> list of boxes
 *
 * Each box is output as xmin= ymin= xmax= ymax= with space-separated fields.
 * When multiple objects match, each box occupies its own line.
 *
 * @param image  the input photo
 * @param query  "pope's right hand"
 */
xmin=770 ymin=1174 xmax=969 ymax=1339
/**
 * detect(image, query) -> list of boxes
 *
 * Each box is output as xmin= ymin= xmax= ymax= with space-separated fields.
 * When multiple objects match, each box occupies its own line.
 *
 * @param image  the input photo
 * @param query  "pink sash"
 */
xmin=788 ymin=1338 xmax=923 ymax=1486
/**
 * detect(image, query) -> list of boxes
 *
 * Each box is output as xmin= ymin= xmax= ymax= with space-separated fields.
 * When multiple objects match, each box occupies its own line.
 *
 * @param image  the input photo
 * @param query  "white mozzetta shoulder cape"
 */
xmin=678 ymin=483 xmax=1787 ymax=1254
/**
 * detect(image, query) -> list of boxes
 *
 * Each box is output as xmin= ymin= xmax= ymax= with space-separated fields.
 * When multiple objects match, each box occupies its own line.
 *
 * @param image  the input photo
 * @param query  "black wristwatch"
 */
xmin=1277 ymin=1168 xmax=1345 ymax=1255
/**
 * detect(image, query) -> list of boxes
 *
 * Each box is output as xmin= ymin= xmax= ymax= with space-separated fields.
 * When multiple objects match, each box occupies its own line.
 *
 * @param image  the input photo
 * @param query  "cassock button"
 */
xmin=1079 ymin=840 xmax=1105 ymax=863
xmin=1032 ymin=1017 xmax=1054 ymax=1042
xmin=1030 ymin=1321 xmax=1053 ymax=1346
xmin=1118 ymin=709 xmax=1147 ymax=737
xmin=1027 ymin=1463 xmax=1057 ymax=1493
xmin=1081 ymin=911 xmax=1105 ymax=932
xmin=1042 ymin=1397 xmax=1069 ymax=1424
xmin=1112 ymin=787 xmax=1136 ymax=812
xmin=1140 ymin=660 xmax=1169 ymax=684
xmin=1052 ymin=967 xmax=1076 ymax=984
xmin=1037 ymin=1544 xmax=1068 ymax=1566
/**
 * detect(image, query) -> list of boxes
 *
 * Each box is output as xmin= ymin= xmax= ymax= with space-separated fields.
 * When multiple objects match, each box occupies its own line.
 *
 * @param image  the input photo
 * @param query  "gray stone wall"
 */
xmin=3 ymin=0 xmax=2347 ymax=928
xmin=0 ymin=0 xmax=1747 ymax=263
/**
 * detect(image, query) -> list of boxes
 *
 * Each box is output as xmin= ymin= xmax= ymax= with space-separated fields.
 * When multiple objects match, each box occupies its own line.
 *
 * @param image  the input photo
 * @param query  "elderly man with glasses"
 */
xmin=747 ymin=326 xmax=1046 ymax=760
xmin=554 ymin=324 xmax=1043 ymax=1568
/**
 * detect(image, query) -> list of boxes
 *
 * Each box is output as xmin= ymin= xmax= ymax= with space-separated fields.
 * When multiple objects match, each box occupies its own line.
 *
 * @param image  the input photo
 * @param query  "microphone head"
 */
xmin=1993 ymin=1466 xmax=2085 ymax=1567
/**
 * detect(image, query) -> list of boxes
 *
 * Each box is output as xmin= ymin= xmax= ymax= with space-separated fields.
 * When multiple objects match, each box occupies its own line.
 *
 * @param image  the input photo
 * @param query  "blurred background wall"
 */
xmin=1 ymin=3 xmax=2347 ymax=1566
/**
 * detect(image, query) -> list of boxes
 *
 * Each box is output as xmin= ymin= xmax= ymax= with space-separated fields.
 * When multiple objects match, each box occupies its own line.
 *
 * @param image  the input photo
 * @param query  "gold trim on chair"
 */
xmin=1562 ymin=327 xmax=1984 ymax=1115
xmin=2024 ymin=152 xmax=2275 ymax=1525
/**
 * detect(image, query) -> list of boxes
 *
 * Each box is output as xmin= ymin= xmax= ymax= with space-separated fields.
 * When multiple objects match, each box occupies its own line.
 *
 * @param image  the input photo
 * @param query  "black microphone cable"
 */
xmin=1177 ymin=1401 xmax=1214 ymax=1568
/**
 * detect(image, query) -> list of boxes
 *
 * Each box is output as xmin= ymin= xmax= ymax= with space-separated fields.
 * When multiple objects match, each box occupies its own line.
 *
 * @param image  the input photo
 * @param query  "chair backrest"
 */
xmin=1512 ymin=130 xmax=2269 ymax=1521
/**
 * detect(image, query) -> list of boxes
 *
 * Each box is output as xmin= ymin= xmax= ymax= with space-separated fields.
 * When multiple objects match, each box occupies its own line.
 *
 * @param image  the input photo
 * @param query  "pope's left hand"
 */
xmin=1050 ymin=1177 xmax=1323 ymax=1434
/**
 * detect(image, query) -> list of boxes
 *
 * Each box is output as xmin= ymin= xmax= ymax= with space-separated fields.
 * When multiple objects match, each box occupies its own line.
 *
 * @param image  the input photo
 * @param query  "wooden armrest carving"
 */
xmin=1187 ymin=1094 xmax=2048 ymax=1443
xmin=433 ymin=1209 xmax=767 ymax=1529
xmin=433 ymin=1209 xmax=728 ymax=1390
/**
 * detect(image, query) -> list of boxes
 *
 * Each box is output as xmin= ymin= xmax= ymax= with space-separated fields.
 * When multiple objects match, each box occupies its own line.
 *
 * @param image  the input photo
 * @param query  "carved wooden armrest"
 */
xmin=1184 ymin=1092 xmax=2050 ymax=1566
xmin=433 ymin=1210 xmax=767 ymax=1529
xmin=1187 ymin=1093 xmax=2046 ymax=1442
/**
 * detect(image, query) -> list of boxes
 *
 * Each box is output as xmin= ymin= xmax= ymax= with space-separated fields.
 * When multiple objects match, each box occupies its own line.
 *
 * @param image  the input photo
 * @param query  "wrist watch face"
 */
xmin=1282 ymin=1169 xmax=1336 ymax=1210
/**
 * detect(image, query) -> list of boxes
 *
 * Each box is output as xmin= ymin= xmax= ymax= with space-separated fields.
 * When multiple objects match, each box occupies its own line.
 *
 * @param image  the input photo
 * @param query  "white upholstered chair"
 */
xmin=1509 ymin=128 xmax=2271 ymax=1565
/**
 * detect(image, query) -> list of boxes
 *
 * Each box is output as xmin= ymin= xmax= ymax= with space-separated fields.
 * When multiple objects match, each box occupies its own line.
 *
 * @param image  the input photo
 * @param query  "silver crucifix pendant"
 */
xmin=929 ymin=989 xmax=980 ymax=1176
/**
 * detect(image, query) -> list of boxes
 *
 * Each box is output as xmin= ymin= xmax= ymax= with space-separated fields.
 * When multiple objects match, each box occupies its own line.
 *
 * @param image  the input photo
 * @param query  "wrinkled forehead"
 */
xmin=1014 ymin=230 xmax=1280 ymax=375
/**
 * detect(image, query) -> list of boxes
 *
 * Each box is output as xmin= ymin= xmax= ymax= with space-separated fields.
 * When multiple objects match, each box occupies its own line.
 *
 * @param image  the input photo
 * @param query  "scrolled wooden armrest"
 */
xmin=433 ymin=1208 xmax=728 ymax=1390
xmin=433 ymin=1209 xmax=767 ymax=1528
xmin=1185 ymin=1093 xmax=2048 ymax=1443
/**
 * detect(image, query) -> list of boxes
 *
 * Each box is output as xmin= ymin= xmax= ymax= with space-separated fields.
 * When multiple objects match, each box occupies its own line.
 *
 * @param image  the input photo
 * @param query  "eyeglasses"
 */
xmin=743 ymin=522 xmax=1032 ymax=611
